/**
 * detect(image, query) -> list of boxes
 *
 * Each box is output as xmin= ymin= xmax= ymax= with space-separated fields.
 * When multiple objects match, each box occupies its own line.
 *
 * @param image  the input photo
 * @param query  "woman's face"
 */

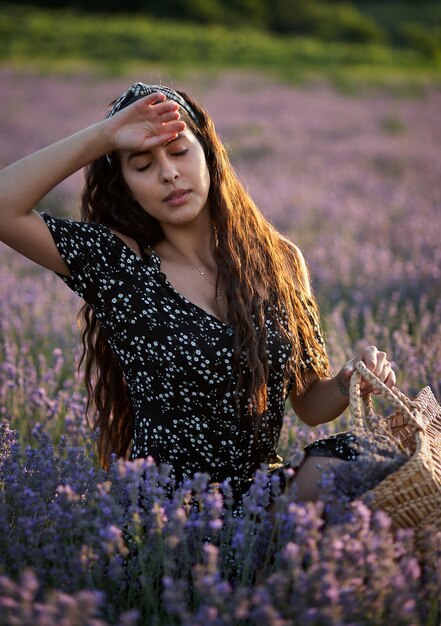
xmin=119 ymin=127 xmax=211 ymax=229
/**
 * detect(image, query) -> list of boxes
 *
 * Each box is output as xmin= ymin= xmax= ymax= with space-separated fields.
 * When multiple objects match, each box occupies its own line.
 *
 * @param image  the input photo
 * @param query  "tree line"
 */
xmin=2 ymin=0 xmax=438 ymax=47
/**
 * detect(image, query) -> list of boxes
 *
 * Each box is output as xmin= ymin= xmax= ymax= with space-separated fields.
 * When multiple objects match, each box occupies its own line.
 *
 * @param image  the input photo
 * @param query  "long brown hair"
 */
xmin=78 ymin=89 xmax=330 ymax=470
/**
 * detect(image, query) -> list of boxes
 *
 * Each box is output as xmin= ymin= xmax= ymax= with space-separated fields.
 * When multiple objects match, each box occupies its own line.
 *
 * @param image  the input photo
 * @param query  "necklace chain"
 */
xmin=190 ymin=265 xmax=224 ymax=302
xmin=151 ymin=245 xmax=224 ymax=303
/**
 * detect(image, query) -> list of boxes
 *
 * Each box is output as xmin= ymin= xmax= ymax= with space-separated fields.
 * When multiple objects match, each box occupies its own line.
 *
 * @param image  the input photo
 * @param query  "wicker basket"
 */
xmin=349 ymin=361 xmax=441 ymax=538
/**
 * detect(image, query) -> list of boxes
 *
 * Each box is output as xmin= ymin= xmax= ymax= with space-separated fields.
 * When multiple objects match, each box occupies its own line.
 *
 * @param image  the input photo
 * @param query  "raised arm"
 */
xmin=0 ymin=93 xmax=185 ymax=275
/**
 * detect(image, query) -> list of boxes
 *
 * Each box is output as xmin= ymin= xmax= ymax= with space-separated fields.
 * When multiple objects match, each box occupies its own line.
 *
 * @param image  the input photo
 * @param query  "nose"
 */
xmin=159 ymin=156 xmax=179 ymax=184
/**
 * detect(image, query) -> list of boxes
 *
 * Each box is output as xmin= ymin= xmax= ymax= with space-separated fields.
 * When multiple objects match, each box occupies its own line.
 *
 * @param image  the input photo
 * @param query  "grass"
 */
xmin=0 ymin=4 xmax=440 ymax=90
xmin=353 ymin=1 xmax=441 ymax=32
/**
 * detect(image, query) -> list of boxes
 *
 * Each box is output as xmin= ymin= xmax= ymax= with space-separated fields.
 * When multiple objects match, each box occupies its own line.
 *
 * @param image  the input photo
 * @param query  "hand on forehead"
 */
xmin=107 ymin=82 xmax=199 ymax=124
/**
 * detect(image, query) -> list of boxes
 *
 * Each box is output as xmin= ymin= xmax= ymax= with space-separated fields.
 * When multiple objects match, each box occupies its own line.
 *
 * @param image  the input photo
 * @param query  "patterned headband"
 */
xmin=106 ymin=82 xmax=199 ymax=123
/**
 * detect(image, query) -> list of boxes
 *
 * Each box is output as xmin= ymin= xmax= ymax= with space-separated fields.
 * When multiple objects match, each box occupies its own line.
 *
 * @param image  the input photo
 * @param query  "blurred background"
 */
xmin=1 ymin=0 xmax=440 ymax=71
xmin=0 ymin=0 xmax=440 ymax=444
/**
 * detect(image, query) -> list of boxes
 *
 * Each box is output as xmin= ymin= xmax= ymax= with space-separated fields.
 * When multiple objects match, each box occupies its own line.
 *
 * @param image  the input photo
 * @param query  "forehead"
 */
xmin=163 ymin=127 xmax=196 ymax=146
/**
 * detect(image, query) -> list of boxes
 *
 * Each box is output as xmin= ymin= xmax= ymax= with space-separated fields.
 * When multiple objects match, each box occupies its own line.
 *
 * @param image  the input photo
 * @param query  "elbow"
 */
xmin=290 ymin=394 xmax=322 ymax=427
xmin=296 ymin=412 xmax=324 ymax=428
xmin=289 ymin=376 xmax=329 ymax=427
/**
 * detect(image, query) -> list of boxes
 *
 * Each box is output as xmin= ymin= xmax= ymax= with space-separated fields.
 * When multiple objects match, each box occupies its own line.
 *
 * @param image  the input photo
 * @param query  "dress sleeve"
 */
xmin=39 ymin=212 xmax=114 ymax=305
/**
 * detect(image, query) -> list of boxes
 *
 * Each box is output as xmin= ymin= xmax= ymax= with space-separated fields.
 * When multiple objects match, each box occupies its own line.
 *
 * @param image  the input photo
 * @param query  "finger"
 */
xmin=162 ymin=120 xmax=186 ymax=135
xmin=149 ymin=100 xmax=180 ymax=117
xmin=142 ymin=123 xmax=186 ymax=148
xmin=139 ymin=92 xmax=167 ymax=106
xmin=383 ymin=368 xmax=396 ymax=389
xmin=375 ymin=358 xmax=390 ymax=382
xmin=159 ymin=110 xmax=182 ymax=123
xmin=158 ymin=120 xmax=186 ymax=136
xmin=371 ymin=362 xmax=395 ymax=392
xmin=342 ymin=360 xmax=368 ymax=392
xmin=143 ymin=124 xmax=184 ymax=148
xmin=373 ymin=351 xmax=387 ymax=377
xmin=342 ymin=363 xmax=355 ymax=379
xmin=361 ymin=345 xmax=379 ymax=372
xmin=145 ymin=133 xmax=178 ymax=149
xmin=132 ymin=94 xmax=178 ymax=119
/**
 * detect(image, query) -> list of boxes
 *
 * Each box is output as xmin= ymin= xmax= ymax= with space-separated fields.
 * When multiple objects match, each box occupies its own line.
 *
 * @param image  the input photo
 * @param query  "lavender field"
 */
xmin=0 ymin=67 xmax=440 ymax=624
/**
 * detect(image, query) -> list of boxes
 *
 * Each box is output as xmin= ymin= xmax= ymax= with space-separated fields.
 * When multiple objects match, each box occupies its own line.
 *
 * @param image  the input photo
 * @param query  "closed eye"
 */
xmin=135 ymin=148 xmax=188 ymax=171
xmin=136 ymin=163 xmax=151 ymax=172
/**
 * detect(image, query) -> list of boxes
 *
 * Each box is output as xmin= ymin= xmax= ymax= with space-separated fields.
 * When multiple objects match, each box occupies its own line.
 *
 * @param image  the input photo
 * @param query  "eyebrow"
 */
xmin=127 ymin=134 xmax=184 ymax=163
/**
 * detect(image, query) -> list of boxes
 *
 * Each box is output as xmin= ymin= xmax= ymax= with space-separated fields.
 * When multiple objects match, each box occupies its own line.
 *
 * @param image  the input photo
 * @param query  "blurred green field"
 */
xmin=353 ymin=1 xmax=441 ymax=32
xmin=0 ymin=5 xmax=440 ymax=88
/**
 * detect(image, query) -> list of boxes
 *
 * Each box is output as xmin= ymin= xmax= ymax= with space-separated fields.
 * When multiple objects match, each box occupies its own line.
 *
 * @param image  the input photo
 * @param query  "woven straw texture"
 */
xmin=350 ymin=361 xmax=441 ymax=543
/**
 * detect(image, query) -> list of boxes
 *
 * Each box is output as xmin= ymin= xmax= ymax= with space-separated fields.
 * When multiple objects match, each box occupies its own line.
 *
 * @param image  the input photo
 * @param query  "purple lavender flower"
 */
xmin=1 ymin=68 xmax=440 ymax=624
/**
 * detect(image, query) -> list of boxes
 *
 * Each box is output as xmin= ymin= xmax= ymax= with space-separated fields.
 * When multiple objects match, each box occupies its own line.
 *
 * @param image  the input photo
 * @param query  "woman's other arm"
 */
xmin=286 ymin=245 xmax=396 ymax=426
xmin=290 ymin=346 xmax=396 ymax=427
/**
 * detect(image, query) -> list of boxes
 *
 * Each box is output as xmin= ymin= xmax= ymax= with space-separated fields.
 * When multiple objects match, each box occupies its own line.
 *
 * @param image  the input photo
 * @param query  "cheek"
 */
xmin=203 ymin=164 xmax=210 ymax=194
xmin=120 ymin=174 xmax=155 ymax=213
xmin=122 ymin=169 xmax=153 ymax=201
xmin=190 ymin=142 xmax=210 ymax=190
xmin=194 ymin=153 xmax=210 ymax=196
xmin=121 ymin=168 xmax=137 ymax=194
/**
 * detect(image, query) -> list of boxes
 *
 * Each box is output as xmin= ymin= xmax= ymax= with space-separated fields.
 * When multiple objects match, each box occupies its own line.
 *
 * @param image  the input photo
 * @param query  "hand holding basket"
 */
xmin=349 ymin=361 xmax=441 ymax=534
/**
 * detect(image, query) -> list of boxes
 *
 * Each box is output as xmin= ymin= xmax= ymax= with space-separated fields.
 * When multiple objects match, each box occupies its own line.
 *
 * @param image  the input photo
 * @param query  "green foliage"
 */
xmin=0 ymin=4 xmax=439 ymax=82
xmin=269 ymin=0 xmax=386 ymax=43
xmin=0 ymin=5 xmax=420 ymax=66
xmin=379 ymin=115 xmax=407 ymax=135
xmin=3 ymin=0 xmax=440 ymax=49
xmin=353 ymin=1 xmax=441 ymax=34
xmin=5 ymin=0 xmax=270 ymax=28
xmin=220 ymin=0 xmax=269 ymax=28
xmin=144 ymin=0 xmax=224 ymax=24
xmin=353 ymin=1 xmax=441 ymax=59
xmin=398 ymin=23 xmax=441 ymax=60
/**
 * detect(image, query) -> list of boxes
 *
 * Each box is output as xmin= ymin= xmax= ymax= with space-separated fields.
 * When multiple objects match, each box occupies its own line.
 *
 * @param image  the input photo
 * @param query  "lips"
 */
xmin=163 ymin=189 xmax=191 ymax=202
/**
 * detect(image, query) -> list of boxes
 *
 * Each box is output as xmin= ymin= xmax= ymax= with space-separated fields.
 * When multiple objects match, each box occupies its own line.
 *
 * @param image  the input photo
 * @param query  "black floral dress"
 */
xmin=41 ymin=212 xmax=357 ymax=506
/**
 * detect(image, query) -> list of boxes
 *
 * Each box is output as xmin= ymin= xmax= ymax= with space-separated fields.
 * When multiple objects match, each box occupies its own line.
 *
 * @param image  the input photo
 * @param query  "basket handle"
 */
xmin=349 ymin=361 xmax=425 ymax=432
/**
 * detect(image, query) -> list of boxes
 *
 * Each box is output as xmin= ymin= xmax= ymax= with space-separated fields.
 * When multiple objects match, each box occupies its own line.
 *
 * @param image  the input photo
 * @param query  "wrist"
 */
xmin=95 ymin=119 xmax=117 ymax=155
xmin=335 ymin=368 xmax=350 ymax=398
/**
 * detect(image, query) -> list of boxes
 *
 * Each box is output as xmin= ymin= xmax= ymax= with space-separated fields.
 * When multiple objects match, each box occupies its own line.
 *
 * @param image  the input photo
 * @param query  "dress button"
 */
xmin=226 ymin=326 xmax=234 ymax=336
xmin=158 ymin=272 xmax=166 ymax=280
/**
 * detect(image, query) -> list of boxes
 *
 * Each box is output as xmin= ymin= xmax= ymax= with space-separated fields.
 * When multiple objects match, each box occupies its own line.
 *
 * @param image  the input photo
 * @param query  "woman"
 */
xmin=0 ymin=82 xmax=396 ymax=509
